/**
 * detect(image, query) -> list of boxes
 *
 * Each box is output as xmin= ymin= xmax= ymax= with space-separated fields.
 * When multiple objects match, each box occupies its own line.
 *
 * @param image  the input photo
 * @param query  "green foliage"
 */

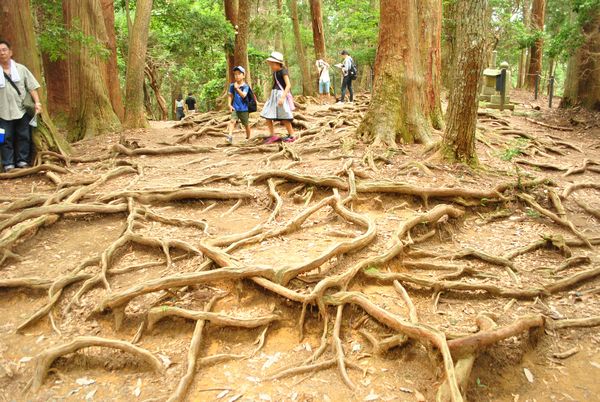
xmin=525 ymin=208 xmax=541 ymax=219
xmin=500 ymin=138 xmax=529 ymax=161
xmin=325 ymin=0 xmax=379 ymax=67
xmin=32 ymin=0 xmax=110 ymax=62
xmin=199 ymin=79 xmax=224 ymax=112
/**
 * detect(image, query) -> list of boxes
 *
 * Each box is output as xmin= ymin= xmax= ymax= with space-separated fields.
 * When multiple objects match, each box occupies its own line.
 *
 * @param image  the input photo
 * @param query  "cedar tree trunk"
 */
xmin=357 ymin=0 xmax=431 ymax=147
xmin=123 ymin=0 xmax=153 ymax=128
xmin=525 ymin=0 xmax=545 ymax=89
xmin=440 ymin=0 xmax=489 ymax=165
xmin=561 ymin=8 xmax=600 ymax=110
xmin=0 ymin=0 xmax=70 ymax=154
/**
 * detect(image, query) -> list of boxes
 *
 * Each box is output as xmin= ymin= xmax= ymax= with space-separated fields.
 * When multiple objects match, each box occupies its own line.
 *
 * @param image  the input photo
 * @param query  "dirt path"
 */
xmin=1 ymin=93 xmax=599 ymax=402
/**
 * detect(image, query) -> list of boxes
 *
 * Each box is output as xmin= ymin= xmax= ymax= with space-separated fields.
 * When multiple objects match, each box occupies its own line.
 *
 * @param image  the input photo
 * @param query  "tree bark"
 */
xmin=289 ymin=0 xmax=313 ymax=96
xmin=441 ymin=0 xmax=457 ymax=90
xmin=440 ymin=0 xmax=489 ymax=165
xmin=517 ymin=0 xmax=531 ymax=88
xmin=145 ymin=61 xmax=168 ymax=120
xmin=357 ymin=0 xmax=431 ymax=147
xmin=418 ymin=0 xmax=443 ymax=130
xmin=309 ymin=0 xmax=326 ymax=60
xmin=561 ymin=8 xmax=600 ymax=110
xmin=123 ymin=0 xmax=153 ymax=128
xmin=43 ymin=0 xmax=121 ymax=141
xmin=233 ymin=0 xmax=251 ymax=85
xmin=224 ymin=0 xmax=238 ymax=84
xmin=0 ymin=0 xmax=70 ymax=154
xmin=275 ymin=0 xmax=284 ymax=53
xmin=525 ymin=0 xmax=545 ymax=89
xmin=100 ymin=0 xmax=125 ymax=121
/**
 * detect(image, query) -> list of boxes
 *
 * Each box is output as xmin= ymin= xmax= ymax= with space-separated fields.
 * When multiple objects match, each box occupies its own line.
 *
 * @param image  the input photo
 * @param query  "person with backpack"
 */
xmin=0 ymin=39 xmax=42 ymax=172
xmin=226 ymin=66 xmax=252 ymax=143
xmin=339 ymin=50 xmax=356 ymax=104
xmin=261 ymin=51 xmax=295 ymax=142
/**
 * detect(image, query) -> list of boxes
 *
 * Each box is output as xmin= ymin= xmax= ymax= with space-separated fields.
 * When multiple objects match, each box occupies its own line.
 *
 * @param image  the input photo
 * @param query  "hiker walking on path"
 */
xmin=338 ymin=50 xmax=354 ymax=104
xmin=184 ymin=92 xmax=196 ymax=114
xmin=0 ymin=39 xmax=42 ymax=172
xmin=226 ymin=66 xmax=252 ymax=143
xmin=260 ymin=51 xmax=295 ymax=142
xmin=175 ymin=94 xmax=185 ymax=120
xmin=316 ymin=59 xmax=331 ymax=104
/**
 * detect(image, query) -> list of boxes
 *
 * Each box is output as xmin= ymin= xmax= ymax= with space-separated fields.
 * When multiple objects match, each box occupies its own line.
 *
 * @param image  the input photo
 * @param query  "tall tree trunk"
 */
xmin=123 ymin=0 xmax=153 ymax=128
xmin=289 ymin=0 xmax=312 ymax=96
xmin=145 ymin=62 xmax=168 ymax=120
xmin=517 ymin=0 xmax=531 ymax=88
xmin=357 ymin=0 xmax=431 ymax=147
xmin=418 ymin=0 xmax=443 ymax=130
xmin=0 ymin=0 xmax=69 ymax=154
xmin=224 ymin=0 xmax=238 ymax=84
xmin=441 ymin=0 xmax=457 ymax=89
xmin=525 ymin=0 xmax=545 ymax=89
xmin=309 ymin=0 xmax=326 ymax=60
xmin=100 ymin=0 xmax=124 ymax=121
xmin=233 ymin=0 xmax=251 ymax=84
xmin=440 ymin=0 xmax=489 ymax=165
xmin=275 ymin=0 xmax=284 ymax=52
xmin=43 ymin=0 xmax=121 ymax=141
xmin=561 ymin=8 xmax=600 ymax=110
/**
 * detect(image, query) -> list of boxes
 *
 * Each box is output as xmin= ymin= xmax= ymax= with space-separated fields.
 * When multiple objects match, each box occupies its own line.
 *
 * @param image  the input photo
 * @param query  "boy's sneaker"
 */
xmin=16 ymin=161 xmax=30 ymax=169
xmin=226 ymin=135 xmax=233 ymax=144
xmin=3 ymin=164 xmax=15 ymax=172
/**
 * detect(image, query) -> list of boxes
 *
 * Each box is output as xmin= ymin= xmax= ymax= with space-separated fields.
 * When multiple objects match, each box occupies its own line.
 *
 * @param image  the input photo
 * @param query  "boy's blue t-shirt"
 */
xmin=229 ymin=83 xmax=249 ymax=112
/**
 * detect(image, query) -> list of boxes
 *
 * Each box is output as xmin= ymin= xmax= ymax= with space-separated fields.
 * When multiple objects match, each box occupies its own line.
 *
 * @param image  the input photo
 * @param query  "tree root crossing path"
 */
xmin=1 ymin=98 xmax=600 ymax=401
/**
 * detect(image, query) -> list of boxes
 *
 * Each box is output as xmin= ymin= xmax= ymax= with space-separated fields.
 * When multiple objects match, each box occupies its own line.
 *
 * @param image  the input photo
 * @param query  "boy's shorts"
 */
xmin=319 ymin=81 xmax=330 ymax=94
xmin=231 ymin=111 xmax=250 ymax=127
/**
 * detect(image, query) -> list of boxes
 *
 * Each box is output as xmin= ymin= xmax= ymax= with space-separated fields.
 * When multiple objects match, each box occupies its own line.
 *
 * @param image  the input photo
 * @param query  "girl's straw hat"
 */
xmin=266 ymin=51 xmax=284 ymax=64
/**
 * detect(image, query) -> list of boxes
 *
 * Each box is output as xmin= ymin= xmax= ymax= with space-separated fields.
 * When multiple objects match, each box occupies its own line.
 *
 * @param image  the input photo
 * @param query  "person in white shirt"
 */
xmin=0 ymin=39 xmax=42 ymax=172
xmin=315 ymin=59 xmax=331 ymax=104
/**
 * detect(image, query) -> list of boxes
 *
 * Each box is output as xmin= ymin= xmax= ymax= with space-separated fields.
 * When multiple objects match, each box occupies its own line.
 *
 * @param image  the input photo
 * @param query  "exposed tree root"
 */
xmin=112 ymin=143 xmax=214 ymax=157
xmin=3 ymin=108 xmax=600 ymax=401
xmin=0 ymin=164 xmax=69 ymax=180
xmin=167 ymin=296 xmax=219 ymax=402
xmin=27 ymin=336 xmax=164 ymax=392
xmin=0 ymin=277 xmax=52 ymax=290
xmin=525 ymin=118 xmax=574 ymax=132
xmin=327 ymin=292 xmax=464 ymax=402
xmin=518 ymin=193 xmax=592 ymax=248
xmin=574 ymin=199 xmax=600 ymax=220
xmin=549 ymin=316 xmax=600 ymax=329
xmin=561 ymin=182 xmax=600 ymax=199
xmin=147 ymin=306 xmax=280 ymax=331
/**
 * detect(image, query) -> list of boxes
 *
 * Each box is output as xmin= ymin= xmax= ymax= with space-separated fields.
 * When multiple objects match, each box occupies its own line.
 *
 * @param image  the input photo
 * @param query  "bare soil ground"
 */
xmin=1 ymin=90 xmax=600 ymax=402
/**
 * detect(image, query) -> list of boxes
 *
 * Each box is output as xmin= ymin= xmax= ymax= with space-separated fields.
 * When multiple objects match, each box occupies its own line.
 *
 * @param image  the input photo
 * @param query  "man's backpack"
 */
xmin=245 ymin=86 xmax=258 ymax=113
xmin=349 ymin=59 xmax=358 ymax=81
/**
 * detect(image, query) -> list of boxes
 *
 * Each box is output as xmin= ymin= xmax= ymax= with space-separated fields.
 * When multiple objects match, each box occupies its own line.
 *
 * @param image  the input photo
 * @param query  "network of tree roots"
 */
xmin=1 ymin=94 xmax=599 ymax=401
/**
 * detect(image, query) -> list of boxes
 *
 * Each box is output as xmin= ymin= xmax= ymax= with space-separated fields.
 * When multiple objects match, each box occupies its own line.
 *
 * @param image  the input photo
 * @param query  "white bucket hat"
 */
xmin=266 ymin=51 xmax=284 ymax=64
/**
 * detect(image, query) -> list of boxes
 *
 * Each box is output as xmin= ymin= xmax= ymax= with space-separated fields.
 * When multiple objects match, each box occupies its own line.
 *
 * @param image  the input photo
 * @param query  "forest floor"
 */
xmin=1 ymin=90 xmax=600 ymax=402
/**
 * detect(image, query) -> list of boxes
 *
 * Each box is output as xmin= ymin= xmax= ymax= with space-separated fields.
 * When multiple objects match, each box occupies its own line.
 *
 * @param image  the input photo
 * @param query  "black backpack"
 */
xmin=349 ymin=59 xmax=358 ymax=81
xmin=245 ymin=86 xmax=258 ymax=113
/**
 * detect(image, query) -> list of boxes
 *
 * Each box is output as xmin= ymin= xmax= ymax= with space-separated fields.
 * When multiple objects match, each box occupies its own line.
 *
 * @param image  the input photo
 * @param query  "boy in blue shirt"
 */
xmin=227 ymin=66 xmax=252 ymax=143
